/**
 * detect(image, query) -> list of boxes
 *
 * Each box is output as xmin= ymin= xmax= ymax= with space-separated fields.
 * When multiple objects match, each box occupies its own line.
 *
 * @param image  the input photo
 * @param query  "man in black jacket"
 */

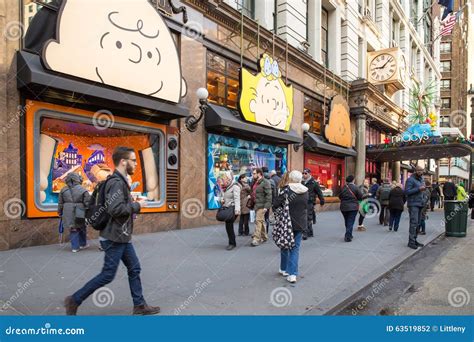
xmin=65 ymin=147 xmax=160 ymax=316
xmin=302 ymin=168 xmax=325 ymax=239
xmin=442 ymin=178 xmax=456 ymax=201
xmin=430 ymin=181 xmax=441 ymax=211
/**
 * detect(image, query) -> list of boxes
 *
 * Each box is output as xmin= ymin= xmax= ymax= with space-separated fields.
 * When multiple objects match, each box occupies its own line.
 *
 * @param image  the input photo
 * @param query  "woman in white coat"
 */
xmin=220 ymin=172 xmax=241 ymax=250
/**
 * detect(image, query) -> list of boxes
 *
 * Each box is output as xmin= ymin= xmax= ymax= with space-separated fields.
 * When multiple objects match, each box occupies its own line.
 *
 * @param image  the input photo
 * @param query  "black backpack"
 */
xmin=86 ymin=178 xmax=112 ymax=231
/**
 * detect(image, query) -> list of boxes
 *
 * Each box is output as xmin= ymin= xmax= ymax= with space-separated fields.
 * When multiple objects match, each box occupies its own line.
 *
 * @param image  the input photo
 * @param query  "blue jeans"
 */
xmin=280 ymin=231 xmax=302 ymax=276
xmin=389 ymin=209 xmax=403 ymax=231
xmin=72 ymin=240 xmax=145 ymax=306
xmin=70 ymin=227 xmax=87 ymax=250
xmin=408 ymin=206 xmax=423 ymax=245
xmin=342 ymin=210 xmax=358 ymax=239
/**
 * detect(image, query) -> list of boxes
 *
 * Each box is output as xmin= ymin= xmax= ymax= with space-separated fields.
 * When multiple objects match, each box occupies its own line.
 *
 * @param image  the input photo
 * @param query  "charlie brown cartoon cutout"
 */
xmin=324 ymin=95 xmax=352 ymax=148
xmin=42 ymin=0 xmax=186 ymax=103
xmin=239 ymin=54 xmax=294 ymax=131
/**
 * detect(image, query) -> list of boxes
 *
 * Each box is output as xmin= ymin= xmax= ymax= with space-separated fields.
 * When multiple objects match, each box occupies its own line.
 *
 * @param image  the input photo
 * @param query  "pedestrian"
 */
xmin=442 ymin=178 xmax=456 ymax=201
xmin=262 ymin=166 xmax=272 ymax=233
xmin=388 ymin=182 xmax=405 ymax=232
xmin=368 ymin=178 xmax=379 ymax=198
xmin=456 ymin=182 xmax=468 ymax=201
xmin=357 ymin=178 xmax=370 ymax=232
xmin=418 ymin=180 xmax=431 ymax=235
xmin=404 ymin=165 xmax=426 ymax=250
xmin=251 ymin=168 xmax=272 ymax=247
xmin=237 ymin=174 xmax=251 ymax=236
xmin=339 ymin=175 xmax=363 ymax=242
xmin=270 ymin=170 xmax=281 ymax=196
xmin=219 ymin=171 xmax=241 ymax=250
xmin=301 ymin=168 xmax=325 ymax=239
xmin=430 ymin=180 xmax=441 ymax=211
xmin=64 ymin=147 xmax=160 ymax=316
xmin=273 ymin=170 xmax=308 ymax=284
xmin=469 ymin=185 xmax=474 ymax=219
xmin=376 ymin=178 xmax=392 ymax=226
xmin=58 ymin=173 xmax=91 ymax=253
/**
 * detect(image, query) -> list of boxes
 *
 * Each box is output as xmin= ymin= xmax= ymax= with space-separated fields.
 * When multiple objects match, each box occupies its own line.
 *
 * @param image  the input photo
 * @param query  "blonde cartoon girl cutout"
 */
xmin=239 ymin=54 xmax=294 ymax=131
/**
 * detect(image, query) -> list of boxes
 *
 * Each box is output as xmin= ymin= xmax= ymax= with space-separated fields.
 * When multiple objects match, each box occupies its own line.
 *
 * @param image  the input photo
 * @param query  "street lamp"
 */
xmin=293 ymin=122 xmax=310 ymax=152
xmin=185 ymin=87 xmax=209 ymax=132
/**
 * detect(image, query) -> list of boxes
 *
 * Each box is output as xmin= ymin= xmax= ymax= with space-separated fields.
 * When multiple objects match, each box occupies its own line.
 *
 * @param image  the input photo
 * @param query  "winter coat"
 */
xmin=239 ymin=183 xmax=252 ymax=215
xmin=220 ymin=182 xmax=241 ymax=215
xmin=443 ymin=181 xmax=457 ymax=200
xmin=339 ymin=183 xmax=363 ymax=212
xmin=359 ymin=184 xmax=370 ymax=199
xmin=430 ymin=184 xmax=441 ymax=199
xmin=421 ymin=188 xmax=431 ymax=219
xmin=253 ymin=178 xmax=272 ymax=210
xmin=99 ymin=171 xmax=141 ymax=243
xmin=404 ymin=174 xmax=425 ymax=207
xmin=58 ymin=173 xmax=90 ymax=229
xmin=270 ymin=174 xmax=281 ymax=199
xmin=457 ymin=185 xmax=468 ymax=201
xmin=369 ymin=183 xmax=379 ymax=198
xmin=272 ymin=183 xmax=308 ymax=233
xmin=388 ymin=186 xmax=406 ymax=211
xmin=376 ymin=183 xmax=393 ymax=206
xmin=302 ymin=177 xmax=325 ymax=205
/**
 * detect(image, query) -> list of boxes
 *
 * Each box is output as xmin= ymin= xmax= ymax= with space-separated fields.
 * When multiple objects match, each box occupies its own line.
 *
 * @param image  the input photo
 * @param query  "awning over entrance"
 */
xmin=16 ymin=51 xmax=189 ymax=122
xmin=366 ymin=137 xmax=473 ymax=162
xmin=304 ymin=132 xmax=357 ymax=157
xmin=204 ymin=104 xmax=302 ymax=145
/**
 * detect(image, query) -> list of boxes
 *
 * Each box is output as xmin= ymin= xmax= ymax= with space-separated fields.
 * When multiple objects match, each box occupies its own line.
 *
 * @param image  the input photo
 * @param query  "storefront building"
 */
xmin=0 ymin=0 xmax=354 ymax=249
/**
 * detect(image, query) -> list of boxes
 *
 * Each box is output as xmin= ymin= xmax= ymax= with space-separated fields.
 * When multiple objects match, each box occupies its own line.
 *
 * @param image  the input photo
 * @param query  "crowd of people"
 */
xmin=59 ymin=146 xmax=473 ymax=314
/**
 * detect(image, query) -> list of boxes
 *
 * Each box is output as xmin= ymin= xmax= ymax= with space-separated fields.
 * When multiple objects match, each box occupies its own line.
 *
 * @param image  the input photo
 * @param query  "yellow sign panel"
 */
xmin=239 ymin=54 xmax=294 ymax=131
xmin=325 ymin=95 xmax=352 ymax=148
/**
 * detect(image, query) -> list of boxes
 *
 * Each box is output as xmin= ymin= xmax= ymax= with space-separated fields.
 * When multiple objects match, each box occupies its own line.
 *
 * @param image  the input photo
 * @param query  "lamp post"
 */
xmin=185 ymin=87 xmax=209 ymax=132
xmin=293 ymin=122 xmax=310 ymax=152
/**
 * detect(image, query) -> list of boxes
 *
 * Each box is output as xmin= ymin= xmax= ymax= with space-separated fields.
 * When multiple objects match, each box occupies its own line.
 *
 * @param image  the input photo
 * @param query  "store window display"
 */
xmin=304 ymin=153 xmax=344 ymax=198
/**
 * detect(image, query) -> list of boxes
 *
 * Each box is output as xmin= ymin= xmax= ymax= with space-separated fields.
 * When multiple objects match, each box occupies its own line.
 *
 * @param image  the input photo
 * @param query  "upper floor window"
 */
xmin=440 ymin=79 xmax=451 ymax=90
xmin=440 ymin=60 xmax=451 ymax=72
xmin=321 ymin=8 xmax=329 ymax=68
xmin=303 ymin=96 xmax=325 ymax=135
xmin=234 ymin=0 xmax=255 ymax=19
xmin=439 ymin=116 xmax=450 ymax=127
xmin=441 ymin=98 xmax=451 ymax=109
xmin=206 ymin=51 xmax=240 ymax=109
xmin=440 ymin=42 xmax=452 ymax=53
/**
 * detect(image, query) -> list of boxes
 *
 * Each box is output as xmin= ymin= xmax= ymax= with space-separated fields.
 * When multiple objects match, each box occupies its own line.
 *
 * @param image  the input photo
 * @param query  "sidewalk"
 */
xmin=0 ymin=209 xmax=449 ymax=316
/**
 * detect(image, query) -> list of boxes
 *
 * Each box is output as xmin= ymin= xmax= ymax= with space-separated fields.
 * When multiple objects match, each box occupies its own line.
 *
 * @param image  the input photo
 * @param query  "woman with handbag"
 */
xmin=237 ymin=174 xmax=252 ymax=236
xmin=338 ymin=175 xmax=363 ymax=242
xmin=58 ymin=173 xmax=91 ymax=253
xmin=218 ymin=172 xmax=241 ymax=250
xmin=272 ymin=171 xmax=308 ymax=284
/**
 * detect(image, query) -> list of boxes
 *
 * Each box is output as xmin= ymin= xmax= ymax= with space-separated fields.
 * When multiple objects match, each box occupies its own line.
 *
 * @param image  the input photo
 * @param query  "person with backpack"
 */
xmin=64 ymin=146 xmax=160 ymax=316
xmin=376 ymin=179 xmax=393 ymax=226
xmin=58 ymin=173 xmax=91 ymax=253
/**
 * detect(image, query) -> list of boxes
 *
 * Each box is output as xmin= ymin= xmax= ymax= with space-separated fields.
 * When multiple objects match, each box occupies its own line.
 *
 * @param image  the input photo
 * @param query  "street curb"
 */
xmin=316 ymin=230 xmax=446 ymax=316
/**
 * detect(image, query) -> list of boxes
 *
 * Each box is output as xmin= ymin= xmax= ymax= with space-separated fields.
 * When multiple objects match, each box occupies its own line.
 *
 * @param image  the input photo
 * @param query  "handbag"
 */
xmin=216 ymin=205 xmax=235 ymax=222
xmin=272 ymin=188 xmax=295 ymax=250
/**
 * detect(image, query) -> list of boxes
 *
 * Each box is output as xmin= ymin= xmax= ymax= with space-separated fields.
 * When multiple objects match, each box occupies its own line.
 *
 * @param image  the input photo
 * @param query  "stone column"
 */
xmin=254 ymin=0 xmax=275 ymax=31
xmin=354 ymin=112 xmax=367 ymax=185
xmin=392 ymin=161 xmax=401 ymax=183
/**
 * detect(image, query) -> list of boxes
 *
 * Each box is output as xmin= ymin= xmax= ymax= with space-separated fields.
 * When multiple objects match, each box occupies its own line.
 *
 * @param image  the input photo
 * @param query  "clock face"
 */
xmin=369 ymin=53 xmax=397 ymax=82
xmin=399 ymin=54 xmax=407 ymax=85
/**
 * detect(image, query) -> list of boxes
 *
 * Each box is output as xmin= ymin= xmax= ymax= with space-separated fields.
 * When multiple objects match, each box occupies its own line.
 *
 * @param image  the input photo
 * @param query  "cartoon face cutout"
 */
xmin=239 ymin=54 xmax=294 ymax=131
xmin=43 ymin=0 xmax=186 ymax=103
xmin=324 ymin=95 xmax=352 ymax=148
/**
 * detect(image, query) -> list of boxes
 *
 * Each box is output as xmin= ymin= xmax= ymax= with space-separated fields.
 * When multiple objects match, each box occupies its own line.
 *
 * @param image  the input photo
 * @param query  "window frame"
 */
xmin=440 ymin=79 xmax=451 ymax=90
xmin=303 ymin=95 xmax=325 ymax=135
xmin=206 ymin=51 xmax=241 ymax=109
xmin=441 ymin=98 xmax=451 ymax=109
xmin=440 ymin=60 xmax=451 ymax=72
xmin=321 ymin=7 xmax=329 ymax=68
xmin=440 ymin=42 xmax=452 ymax=53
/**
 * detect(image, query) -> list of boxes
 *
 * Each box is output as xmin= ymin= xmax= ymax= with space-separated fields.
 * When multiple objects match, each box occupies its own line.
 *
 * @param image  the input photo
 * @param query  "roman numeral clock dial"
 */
xmin=369 ymin=53 xmax=397 ymax=82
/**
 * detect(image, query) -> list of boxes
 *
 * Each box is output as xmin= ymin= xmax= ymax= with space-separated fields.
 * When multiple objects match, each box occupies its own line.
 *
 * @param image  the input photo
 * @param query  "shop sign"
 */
xmin=307 ymin=159 xmax=330 ymax=168
xmin=239 ymin=54 xmax=294 ymax=131
xmin=391 ymin=132 xmax=430 ymax=144
xmin=324 ymin=95 xmax=352 ymax=148
xmin=42 ymin=0 xmax=187 ymax=103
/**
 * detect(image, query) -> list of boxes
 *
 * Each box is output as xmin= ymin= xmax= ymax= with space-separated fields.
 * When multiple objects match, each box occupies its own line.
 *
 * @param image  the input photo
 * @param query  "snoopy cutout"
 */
xmin=42 ymin=0 xmax=186 ymax=103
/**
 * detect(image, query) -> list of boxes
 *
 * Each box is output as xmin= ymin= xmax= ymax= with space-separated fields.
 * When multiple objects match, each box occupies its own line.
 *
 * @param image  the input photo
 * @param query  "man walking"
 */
xmin=430 ymin=180 xmax=441 ymax=211
xmin=251 ymin=168 xmax=272 ymax=246
xmin=64 ymin=147 xmax=160 ymax=315
xmin=376 ymin=178 xmax=393 ymax=226
xmin=442 ymin=178 xmax=456 ymax=201
xmin=405 ymin=165 xmax=426 ymax=250
xmin=302 ymin=168 xmax=325 ymax=239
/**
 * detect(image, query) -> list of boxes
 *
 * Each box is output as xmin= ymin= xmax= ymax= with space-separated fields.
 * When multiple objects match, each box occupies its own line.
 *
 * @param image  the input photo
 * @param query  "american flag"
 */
xmin=440 ymin=11 xmax=459 ymax=36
